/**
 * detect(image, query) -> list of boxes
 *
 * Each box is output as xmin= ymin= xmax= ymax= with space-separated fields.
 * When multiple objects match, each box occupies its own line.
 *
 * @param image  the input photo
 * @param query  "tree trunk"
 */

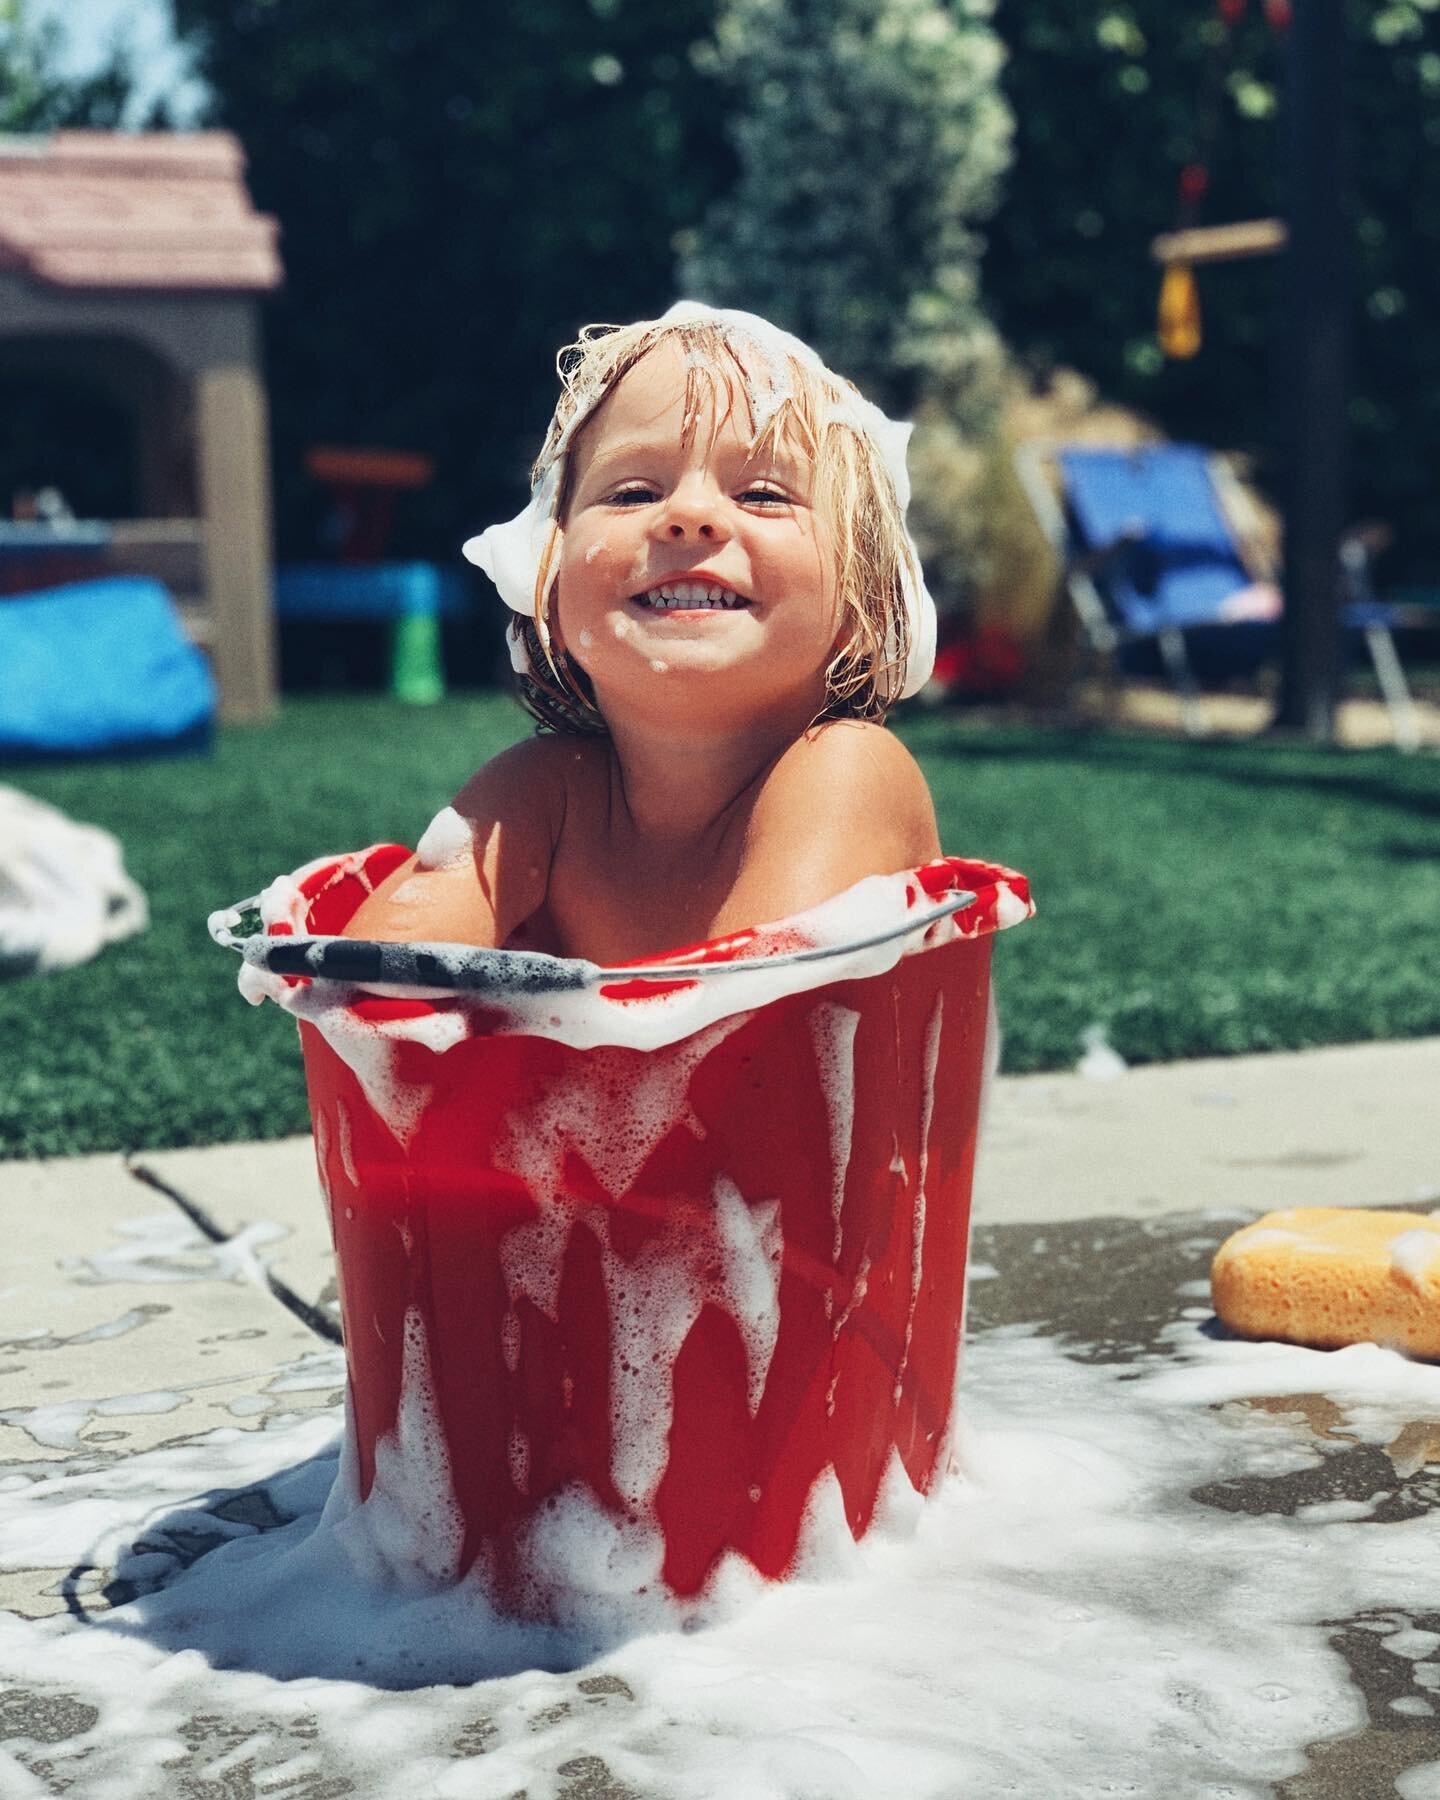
xmin=1272 ymin=0 xmax=1348 ymax=740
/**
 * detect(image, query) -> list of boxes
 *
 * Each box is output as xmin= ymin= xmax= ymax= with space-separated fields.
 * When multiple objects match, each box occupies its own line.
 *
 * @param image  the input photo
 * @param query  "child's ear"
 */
xmin=828 ymin=606 xmax=856 ymax=661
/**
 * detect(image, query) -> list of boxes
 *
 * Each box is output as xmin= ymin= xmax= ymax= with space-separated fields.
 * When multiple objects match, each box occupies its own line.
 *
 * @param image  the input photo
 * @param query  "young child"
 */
xmin=343 ymin=302 xmax=941 ymax=964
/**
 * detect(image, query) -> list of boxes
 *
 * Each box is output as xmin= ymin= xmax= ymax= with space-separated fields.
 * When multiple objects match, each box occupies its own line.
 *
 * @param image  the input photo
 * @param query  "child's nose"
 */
xmin=653 ymin=480 xmax=729 ymax=544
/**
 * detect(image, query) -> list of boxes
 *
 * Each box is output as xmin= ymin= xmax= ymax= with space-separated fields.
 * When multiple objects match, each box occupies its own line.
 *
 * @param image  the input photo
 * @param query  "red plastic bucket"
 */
xmin=229 ymin=850 xmax=1032 ymax=1623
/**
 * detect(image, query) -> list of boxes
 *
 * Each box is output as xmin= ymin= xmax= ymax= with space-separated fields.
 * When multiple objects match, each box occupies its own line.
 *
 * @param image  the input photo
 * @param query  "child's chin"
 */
xmin=598 ymin=648 xmax=761 ymax=705
xmin=641 ymin=644 xmax=758 ymax=676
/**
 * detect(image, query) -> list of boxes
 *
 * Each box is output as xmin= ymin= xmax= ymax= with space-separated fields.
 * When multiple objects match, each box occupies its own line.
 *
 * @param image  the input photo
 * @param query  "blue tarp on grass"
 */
xmin=0 ymin=577 xmax=217 ymax=758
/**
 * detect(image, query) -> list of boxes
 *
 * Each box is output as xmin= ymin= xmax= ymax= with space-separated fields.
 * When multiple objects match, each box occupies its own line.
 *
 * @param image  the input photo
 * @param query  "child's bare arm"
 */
xmin=726 ymin=721 xmax=940 ymax=927
xmin=340 ymin=738 xmax=567 ymax=947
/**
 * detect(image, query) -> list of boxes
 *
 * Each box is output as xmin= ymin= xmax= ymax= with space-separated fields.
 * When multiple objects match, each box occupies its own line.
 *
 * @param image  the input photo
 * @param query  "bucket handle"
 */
xmin=207 ymin=891 xmax=976 ymax=996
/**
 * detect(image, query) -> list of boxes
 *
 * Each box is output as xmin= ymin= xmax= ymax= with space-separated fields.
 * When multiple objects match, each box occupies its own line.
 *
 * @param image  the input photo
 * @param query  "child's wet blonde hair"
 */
xmin=511 ymin=315 xmax=920 ymax=736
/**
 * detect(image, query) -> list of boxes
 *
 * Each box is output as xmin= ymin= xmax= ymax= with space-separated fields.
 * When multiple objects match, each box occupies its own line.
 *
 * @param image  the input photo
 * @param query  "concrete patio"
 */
xmin=2 ymin=1036 xmax=1438 ymax=1796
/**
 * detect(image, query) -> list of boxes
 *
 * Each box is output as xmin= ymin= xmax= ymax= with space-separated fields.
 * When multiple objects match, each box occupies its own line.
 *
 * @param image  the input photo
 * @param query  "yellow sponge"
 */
xmin=1211 ymin=1207 xmax=1440 ymax=1359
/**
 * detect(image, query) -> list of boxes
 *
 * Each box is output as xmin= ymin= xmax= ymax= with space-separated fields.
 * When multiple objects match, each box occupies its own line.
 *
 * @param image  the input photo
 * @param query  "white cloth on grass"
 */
xmin=0 ymin=786 xmax=147 ymax=977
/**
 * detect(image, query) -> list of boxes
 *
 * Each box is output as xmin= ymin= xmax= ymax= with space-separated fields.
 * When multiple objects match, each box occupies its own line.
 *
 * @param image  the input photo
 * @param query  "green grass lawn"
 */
xmin=4 ymin=694 xmax=1438 ymax=1159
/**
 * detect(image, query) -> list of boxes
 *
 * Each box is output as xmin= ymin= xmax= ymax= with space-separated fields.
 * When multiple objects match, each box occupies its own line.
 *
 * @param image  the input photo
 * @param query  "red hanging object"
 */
xmin=1263 ymin=0 xmax=1292 ymax=32
xmin=1179 ymin=162 xmax=1210 ymax=208
xmin=1218 ymin=0 xmax=1247 ymax=25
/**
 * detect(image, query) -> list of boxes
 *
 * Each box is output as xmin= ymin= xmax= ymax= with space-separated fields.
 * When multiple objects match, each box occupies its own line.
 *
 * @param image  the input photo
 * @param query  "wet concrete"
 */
xmin=3 ymin=1041 xmax=1439 ymax=1795
xmin=972 ymin=1212 xmax=1440 ymax=1797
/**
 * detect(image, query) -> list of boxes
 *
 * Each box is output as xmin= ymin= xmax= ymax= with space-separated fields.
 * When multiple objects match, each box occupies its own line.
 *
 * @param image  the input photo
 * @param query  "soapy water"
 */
xmin=1076 ymin=1020 xmax=1128 ymax=1080
xmin=4 ymin=1307 xmax=1440 ymax=1797
xmin=58 ymin=1210 xmax=290 ymax=1291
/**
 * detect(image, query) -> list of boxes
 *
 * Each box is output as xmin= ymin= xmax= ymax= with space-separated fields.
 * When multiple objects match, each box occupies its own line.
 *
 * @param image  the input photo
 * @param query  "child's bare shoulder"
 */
xmin=343 ymin=733 xmax=589 ymax=945
xmin=731 ymin=721 xmax=940 ymax=921
xmin=760 ymin=720 xmax=934 ymax=832
xmin=451 ymin=729 xmax=598 ymax=817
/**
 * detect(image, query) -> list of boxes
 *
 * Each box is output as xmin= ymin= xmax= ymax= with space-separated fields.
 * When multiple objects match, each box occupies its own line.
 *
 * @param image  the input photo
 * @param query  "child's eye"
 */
xmin=741 ymin=485 xmax=790 ymax=506
xmin=608 ymin=485 xmax=658 ymax=506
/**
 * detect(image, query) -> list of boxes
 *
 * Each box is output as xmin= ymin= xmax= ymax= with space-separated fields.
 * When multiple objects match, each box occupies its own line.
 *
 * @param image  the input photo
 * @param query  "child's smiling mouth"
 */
xmin=629 ymin=578 xmax=753 ymax=613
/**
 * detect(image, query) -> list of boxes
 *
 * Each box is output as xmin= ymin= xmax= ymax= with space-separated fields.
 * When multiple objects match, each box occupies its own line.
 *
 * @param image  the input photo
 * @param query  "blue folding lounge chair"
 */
xmin=1015 ymin=442 xmax=1418 ymax=749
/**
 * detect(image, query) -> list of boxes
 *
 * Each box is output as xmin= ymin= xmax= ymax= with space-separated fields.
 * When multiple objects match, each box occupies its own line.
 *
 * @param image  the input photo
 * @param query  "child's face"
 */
xmin=554 ymin=342 xmax=841 ymax=731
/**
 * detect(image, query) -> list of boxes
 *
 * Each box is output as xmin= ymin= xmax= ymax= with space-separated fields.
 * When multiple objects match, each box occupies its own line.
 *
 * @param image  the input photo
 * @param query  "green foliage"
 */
xmin=168 ymin=0 xmax=735 ymax=559
xmin=679 ymin=0 xmax=1013 ymax=421
xmin=0 ymin=0 xmax=153 ymax=129
xmin=984 ymin=0 xmax=1440 ymax=582
xmin=4 ymin=699 xmax=1439 ymax=1157
xmin=9 ymin=0 xmax=1437 ymax=596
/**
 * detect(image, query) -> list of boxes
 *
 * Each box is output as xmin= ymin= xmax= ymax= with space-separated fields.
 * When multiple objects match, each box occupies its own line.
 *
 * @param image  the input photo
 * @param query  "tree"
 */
xmin=0 ymin=0 xmax=156 ymax=130
xmin=168 ymin=0 xmax=736 ymax=563
xmin=982 ymin=0 xmax=1440 ymax=586
xmin=678 ymin=0 xmax=1013 ymax=424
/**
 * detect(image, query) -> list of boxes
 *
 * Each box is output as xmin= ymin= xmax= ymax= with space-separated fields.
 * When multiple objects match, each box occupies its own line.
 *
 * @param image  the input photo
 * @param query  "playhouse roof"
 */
xmin=0 ymin=131 xmax=281 ymax=293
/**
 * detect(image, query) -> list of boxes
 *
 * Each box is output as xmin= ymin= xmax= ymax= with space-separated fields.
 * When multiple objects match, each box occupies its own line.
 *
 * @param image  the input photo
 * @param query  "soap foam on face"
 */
xmin=5 ymin=1316 xmax=1440 ymax=1795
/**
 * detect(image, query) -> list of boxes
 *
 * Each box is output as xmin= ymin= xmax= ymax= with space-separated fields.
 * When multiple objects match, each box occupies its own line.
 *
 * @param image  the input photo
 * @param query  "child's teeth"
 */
xmin=642 ymin=583 xmax=742 ymax=609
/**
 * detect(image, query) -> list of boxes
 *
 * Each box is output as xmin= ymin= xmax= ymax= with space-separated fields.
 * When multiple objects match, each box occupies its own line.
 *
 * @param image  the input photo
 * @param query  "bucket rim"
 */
xmin=208 ymin=848 xmax=1031 ymax=1002
xmin=208 ymin=887 xmax=978 ymax=997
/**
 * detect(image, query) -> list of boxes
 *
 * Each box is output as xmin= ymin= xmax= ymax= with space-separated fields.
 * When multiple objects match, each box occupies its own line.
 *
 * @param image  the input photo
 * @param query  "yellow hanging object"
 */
xmin=1159 ymin=261 xmax=1202 ymax=359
